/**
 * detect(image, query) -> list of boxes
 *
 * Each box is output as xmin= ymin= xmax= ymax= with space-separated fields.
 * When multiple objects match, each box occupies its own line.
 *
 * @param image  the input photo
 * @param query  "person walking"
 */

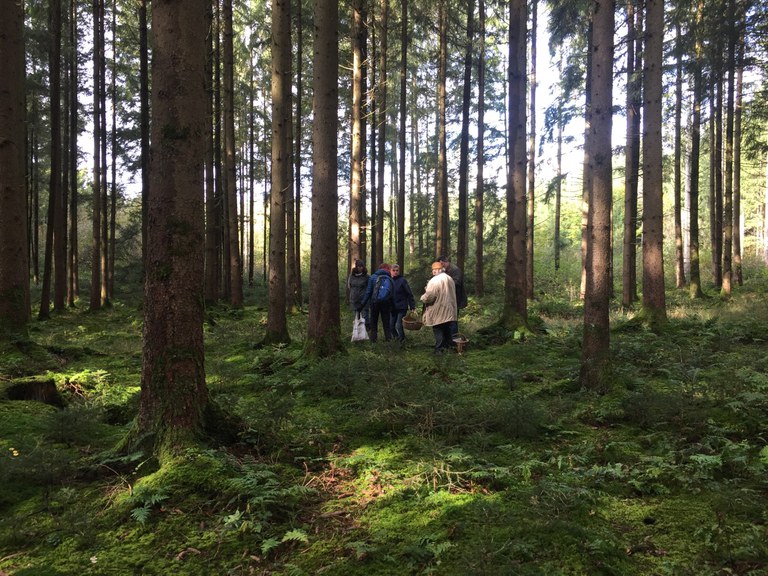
xmin=358 ymin=263 xmax=395 ymax=342
xmin=420 ymin=261 xmax=457 ymax=354
xmin=438 ymin=255 xmax=467 ymax=340
xmin=347 ymin=259 xmax=370 ymax=329
xmin=389 ymin=264 xmax=416 ymax=344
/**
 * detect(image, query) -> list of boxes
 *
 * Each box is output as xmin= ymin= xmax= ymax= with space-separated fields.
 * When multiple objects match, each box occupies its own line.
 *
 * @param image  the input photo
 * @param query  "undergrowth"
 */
xmin=2 ymin=273 xmax=768 ymax=575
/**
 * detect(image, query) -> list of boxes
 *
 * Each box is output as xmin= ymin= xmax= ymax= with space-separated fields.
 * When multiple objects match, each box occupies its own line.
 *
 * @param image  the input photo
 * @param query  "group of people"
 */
xmin=347 ymin=255 xmax=467 ymax=354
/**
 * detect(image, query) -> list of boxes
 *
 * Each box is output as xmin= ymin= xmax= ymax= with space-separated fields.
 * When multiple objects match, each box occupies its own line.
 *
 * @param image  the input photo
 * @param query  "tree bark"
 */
xmin=293 ymin=0 xmax=304 ymax=305
xmin=306 ymin=0 xmax=341 ymax=356
xmin=502 ymin=0 xmax=528 ymax=329
xmin=376 ymin=0 xmax=389 ymax=265
xmin=622 ymin=0 xmax=641 ymax=307
xmin=139 ymin=0 xmax=209 ymax=455
xmin=673 ymin=21 xmax=686 ymax=289
xmin=526 ymin=0 xmax=537 ymax=301
xmin=0 ymin=0 xmax=30 ymax=336
xmin=733 ymin=27 xmax=744 ymax=286
xmin=721 ymin=0 xmax=736 ymax=298
xmin=204 ymin=1 xmax=219 ymax=304
xmin=688 ymin=0 xmax=704 ymax=299
xmin=436 ymin=0 xmax=449 ymax=259
xmin=349 ymin=0 xmax=367 ymax=267
xmin=222 ymin=0 xmax=243 ymax=308
xmin=641 ymin=0 xmax=667 ymax=327
xmin=90 ymin=0 xmax=103 ymax=311
xmin=265 ymin=0 xmax=291 ymax=344
xmin=580 ymin=0 xmax=614 ymax=392
xmin=457 ymin=0 xmax=475 ymax=275
xmin=474 ymin=0 xmax=486 ymax=296
xmin=67 ymin=0 xmax=79 ymax=307
xmin=397 ymin=0 xmax=408 ymax=270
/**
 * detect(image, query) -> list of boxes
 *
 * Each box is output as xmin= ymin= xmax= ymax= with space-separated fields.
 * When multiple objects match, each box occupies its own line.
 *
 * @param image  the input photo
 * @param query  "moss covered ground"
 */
xmin=2 ymin=271 xmax=768 ymax=575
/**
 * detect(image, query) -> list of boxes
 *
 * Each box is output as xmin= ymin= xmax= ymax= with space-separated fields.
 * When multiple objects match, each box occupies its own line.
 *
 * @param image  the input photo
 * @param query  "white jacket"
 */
xmin=420 ymin=272 xmax=457 ymax=326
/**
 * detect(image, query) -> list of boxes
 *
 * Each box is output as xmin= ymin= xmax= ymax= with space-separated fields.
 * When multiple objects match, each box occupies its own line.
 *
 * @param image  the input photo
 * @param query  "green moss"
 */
xmin=3 ymin=283 xmax=768 ymax=575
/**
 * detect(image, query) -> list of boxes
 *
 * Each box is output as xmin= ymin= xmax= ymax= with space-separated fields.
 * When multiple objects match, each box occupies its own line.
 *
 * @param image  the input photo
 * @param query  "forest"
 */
xmin=2 ymin=0 xmax=768 ymax=573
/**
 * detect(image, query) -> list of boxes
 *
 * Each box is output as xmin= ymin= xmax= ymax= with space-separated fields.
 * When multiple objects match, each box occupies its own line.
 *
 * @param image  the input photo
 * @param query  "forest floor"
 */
xmin=1 ymin=266 xmax=768 ymax=576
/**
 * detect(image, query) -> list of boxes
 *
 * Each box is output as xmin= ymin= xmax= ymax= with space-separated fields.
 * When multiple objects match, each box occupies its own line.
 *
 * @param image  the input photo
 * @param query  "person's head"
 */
xmin=378 ymin=263 xmax=391 ymax=273
xmin=391 ymin=264 xmax=401 ymax=277
xmin=438 ymin=255 xmax=450 ymax=267
xmin=431 ymin=261 xmax=444 ymax=276
xmin=352 ymin=259 xmax=367 ymax=274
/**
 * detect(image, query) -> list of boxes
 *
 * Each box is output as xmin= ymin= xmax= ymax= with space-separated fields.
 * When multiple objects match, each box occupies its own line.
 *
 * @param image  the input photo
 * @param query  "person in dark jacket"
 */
xmin=389 ymin=264 xmax=416 ymax=344
xmin=347 ymin=259 xmax=370 ymax=328
xmin=358 ymin=263 xmax=394 ymax=342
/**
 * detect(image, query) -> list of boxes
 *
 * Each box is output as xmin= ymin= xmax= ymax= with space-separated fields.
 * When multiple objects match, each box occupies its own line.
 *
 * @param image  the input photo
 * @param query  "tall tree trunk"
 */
xmin=711 ymin=79 xmax=724 ymax=289
xmin=435 ymin=0 xmax=449 ymax=258
xmin=376 ymin=0 xmax=389 ymax=265
xmin=721 ymin=0 xmax=736 ymax=298
xmin=248 ymin=47 xmax=255 ymax=287
xmin=30 ymin=100 xmax=40 ymax=286
xmin=90 ymin=0 xmax=104 ymax=310
xmin=62 ymin=0 xmax=71 ymax=308
xmin=674 ymin=21 xmax=686 ymax=289
xmin=139 ymin=0 xmax=149 ymax=277
xmin=369 ymin=11 xmax=378 ymax=269
xmin=580 ymin=21 xmax=593 ymax=300
xmin=526 ymin=0 xmax=536 ymax=301
xmin=733 ymin=27 xmax=744 ymax=286
xmin=474 ymin=0 xmax=486 ymax=296
xmin=213 ymin=5 xmax=224 ymax=297
xmin=265 ymin=0 xmax=291 ymax=344
xmin=204 ymin=0 xmax=219 ymax=303
xmin=222 ymin=0 xmax=243 ymax=308
xmin=307 ymin=0 xmax=341 ymax=355
xmin=53 ymin=0 xmax=66 ymax=312
xmin=0 ymin=0 xmax=30 ymax=335
xmin=109 ymin=0 xmax=117 ymax=301
xmin=641 ymin=0 xmax=667 ymax=327
xmin=99 ymin=0 xmax=109 ymax=307
xmin=349 ymin=0 xmax=366 ymax=267
xmin=502 ymin=0 xmax=527 ymax=329
xmin=457 ymin=0 xmax=474 ymax=274
xmin=688 ymin=0 xmax=704 ymax=299
xmin=397 ymin=0 xmax=408 ymax=270
xmin=580 ymin=0 xmax=614 ymax=392
xmin=622 ymin=0 xmax=642 ymax=307
xmin=139 ymin=0 xmax=209 ymax=456
xmin=294 ymin=0 xmax=304 ymax=305
xmin=554 ymin=52 xmax=563 ymax=272
xmin=68 ymin=0 xmax=79 ymax=306
xmin=287 ymin=0 xmax=302 ymax=310
xmin=284 ymin=1 xmax=296 ymax=313
xmin=40 ymin=0 xmax=63 ymax=319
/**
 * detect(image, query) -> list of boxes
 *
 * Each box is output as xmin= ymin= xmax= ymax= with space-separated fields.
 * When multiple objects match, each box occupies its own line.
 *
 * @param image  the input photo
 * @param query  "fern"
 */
xmin=281 ymin=529 xmax=309 ymax=544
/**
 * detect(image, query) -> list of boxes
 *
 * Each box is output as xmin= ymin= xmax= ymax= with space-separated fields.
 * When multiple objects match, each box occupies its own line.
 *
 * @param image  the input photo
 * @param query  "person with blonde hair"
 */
xmin=420 ymin=261 xmax=457 ymax=354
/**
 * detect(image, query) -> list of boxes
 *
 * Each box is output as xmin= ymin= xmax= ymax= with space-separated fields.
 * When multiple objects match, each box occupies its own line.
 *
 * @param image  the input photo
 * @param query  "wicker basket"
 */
xmin=402 ymin=312 xmax=423 ymax=331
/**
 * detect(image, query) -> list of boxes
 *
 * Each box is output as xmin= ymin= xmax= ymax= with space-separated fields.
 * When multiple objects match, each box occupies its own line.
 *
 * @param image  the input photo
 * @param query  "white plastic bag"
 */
xmin=351 ymin=311 xmax=369 ymax=342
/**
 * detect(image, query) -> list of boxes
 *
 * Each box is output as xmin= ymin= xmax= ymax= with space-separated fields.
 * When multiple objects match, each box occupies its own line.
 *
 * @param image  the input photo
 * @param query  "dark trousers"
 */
xmin=369 ymin=302 xmax=393 ymax=342
xmin=432 ymin=322 xmax=453 ymax=353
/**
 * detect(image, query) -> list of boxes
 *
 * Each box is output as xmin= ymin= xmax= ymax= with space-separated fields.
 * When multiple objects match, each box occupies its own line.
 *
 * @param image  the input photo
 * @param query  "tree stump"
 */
xmin=0 ymin=377 xmax=65 ymax=407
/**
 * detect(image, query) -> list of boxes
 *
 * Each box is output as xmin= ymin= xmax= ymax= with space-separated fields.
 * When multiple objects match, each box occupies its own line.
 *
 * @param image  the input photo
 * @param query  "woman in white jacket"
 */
xmin=420 ymin=261 xmax=458 ymax=354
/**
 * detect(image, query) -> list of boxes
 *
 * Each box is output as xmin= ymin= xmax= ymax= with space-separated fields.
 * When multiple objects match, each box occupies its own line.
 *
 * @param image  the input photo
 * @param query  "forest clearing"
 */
xmin=3 ymin=0 xmax=768 ymax=573
xmin=2 ymin=261 xmax=768 ymax=576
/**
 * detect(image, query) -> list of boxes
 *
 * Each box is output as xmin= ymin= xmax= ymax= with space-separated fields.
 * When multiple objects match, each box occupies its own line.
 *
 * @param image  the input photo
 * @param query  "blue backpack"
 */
xmin=371 ymin=274 xmax=393 ymax=305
